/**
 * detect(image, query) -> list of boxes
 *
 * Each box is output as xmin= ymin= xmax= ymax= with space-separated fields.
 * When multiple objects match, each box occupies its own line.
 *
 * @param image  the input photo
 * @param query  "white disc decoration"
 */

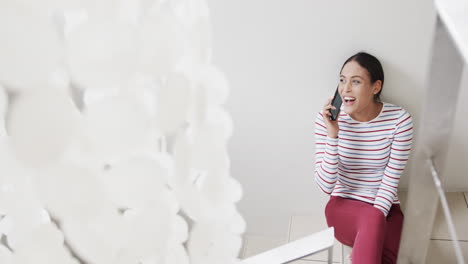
xmin=188 ymin=221 xmax=243 ymax=264
xmin=61 ymin=211 xmax=129 ymax=264
xmin=122 ymin=206 xmax=176 ymax=261
xmin=137 ymin=8 xmax=186 ymax=77
xmin=156 ymin=71 xmax=192 ymax=133
xmin=66 ymin=19 xmax=138 ymax=92
xmin=33 ymin=164 xmax=108 ymax=222
xmin=6 ymin=91 xmax=80 ymax=168
xmin=11 ymin=223 xmax=78 ymax=264
xmin=197 ymin=65 xmax=229 ymax=105
xmin=82 ymin=95 xmax=152 ymax=161
xmin=0 ymin=8 xmax=64 ymax=91
xmin=122 ymin=72 xmax=160 ymax=118
xmin=0 ymin=0 xmax=244 ymax=263
xmin=99 ymin=156 xmax=168 ymax=208
xmin=205 ymin=106 xmax=234 ymax=140
xmin=190 ymin=122 xmax=231 ymax=171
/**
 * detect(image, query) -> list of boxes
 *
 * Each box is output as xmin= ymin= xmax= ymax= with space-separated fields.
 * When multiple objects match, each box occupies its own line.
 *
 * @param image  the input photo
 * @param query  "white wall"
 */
xmin=207 ymin=0 xmax=437 ymax=235
xmin=444 ymin=66 xmax=468 ymax=190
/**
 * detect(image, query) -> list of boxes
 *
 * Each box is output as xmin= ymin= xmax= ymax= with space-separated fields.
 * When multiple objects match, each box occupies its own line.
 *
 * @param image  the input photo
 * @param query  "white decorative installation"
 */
xmin=0 ymin=1 xmax=244 ymax=264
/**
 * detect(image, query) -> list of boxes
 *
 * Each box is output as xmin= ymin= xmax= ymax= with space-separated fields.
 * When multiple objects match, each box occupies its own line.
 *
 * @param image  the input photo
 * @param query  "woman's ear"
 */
xmin=373 ymin=80 xmax=382 ymax=95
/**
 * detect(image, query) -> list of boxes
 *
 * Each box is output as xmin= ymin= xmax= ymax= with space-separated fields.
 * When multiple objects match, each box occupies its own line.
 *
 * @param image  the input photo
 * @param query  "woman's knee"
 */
xmin=360 ymin=206 xmax=386 ymax=232
xmin=367 ymin=205 xmax=385 ymax=218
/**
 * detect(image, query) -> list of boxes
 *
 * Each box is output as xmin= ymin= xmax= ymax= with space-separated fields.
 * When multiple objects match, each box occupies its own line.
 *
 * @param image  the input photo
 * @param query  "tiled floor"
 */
xmin=427 ymin=239 xmax=468 ymax=264
xmin=240 ymin=191 xmax=468 ymax=263
xmin=428 ymin=191 xmax=468 ymax=263
xmin=432 ymin=192 xmax=468 ymax=240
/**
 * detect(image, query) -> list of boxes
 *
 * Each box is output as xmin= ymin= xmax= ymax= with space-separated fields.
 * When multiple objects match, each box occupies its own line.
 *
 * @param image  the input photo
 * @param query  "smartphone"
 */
xmin=329 ymin=86 xmax=342 ymax=121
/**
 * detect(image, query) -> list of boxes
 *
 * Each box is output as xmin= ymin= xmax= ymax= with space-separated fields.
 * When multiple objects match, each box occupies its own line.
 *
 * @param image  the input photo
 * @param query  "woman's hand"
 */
xmin=322 ymin=96 xmax=340 ymax=138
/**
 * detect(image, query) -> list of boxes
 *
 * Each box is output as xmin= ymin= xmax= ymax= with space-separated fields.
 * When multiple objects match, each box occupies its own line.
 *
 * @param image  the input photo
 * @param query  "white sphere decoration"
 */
xmin=205 ymin=105 xmax=234 ymax=139
xmin=190 ymin=122 xmax=230 ymax=171
xmin=33 ymin=164 xmax=108 ymax=222
xmin=0 ymin=0 xmax=244 ymax=263
xmin=122 ymin=203 xmax=184 ymax=262
xmin=11 ymin=223 xmax=78 ymax=264
xmin=122 ymin=72 xmax=160 ymax=117
xmin=188 ymin=222 xmax=243 ymax=264
xmin=156 ymin=71 xmax=191 ymax=133
xmin=183 ymin=65 xmax=231 ymax=126
xmin=3 ymin=204 xmax=49 ymax=251
xmin=137 ymin=8 xmax=186 ymax=77
xmin=171 ymin=214 xmax=190 ymax=244
xmin=0 ymin=141 xmax=31 ymax=216
xmin=200 ymin=171 xmax=243 ymax=206
xmin=169 ymin=0 xmax=212 ymax=63
xmin=197 ymin=65 xmax=230 ymax=105
xmin=6 ymin=91 xmax=80 ymax=168
xmin=66 ymin=18 xmax=137 ymax=91
xmin=228 ymin=209 xmax=247 ymax=235
xmin=99 ymin=156 xmax=168 ymax=208
xmin=82 ymin=86 xmax=120 ymax=106
xmin=61 ymin=211 xmax=129 ymax=264
xmin=0 ymin=144 xmax=52 ymax=250
xmin=4 ymin=0 xmax=103 ymax=15
xmin=170 ymin=0 xmax=211 ymax=25
xmin=0 ymin=9 xmax=64 ymax=91
xmin=82 ymin=95 xmax=152 ymax=161
xmin=161 ymin=244 xmax=190 ymax=264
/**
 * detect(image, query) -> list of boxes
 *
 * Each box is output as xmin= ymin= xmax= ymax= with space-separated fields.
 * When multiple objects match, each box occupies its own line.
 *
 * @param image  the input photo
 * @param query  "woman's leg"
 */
xmin=381 ymin=204 xmax=404 ymax=264
xmin=325 ymin=196 xmax=359 ymax=247
xmin=325 ymin=196 xmax=387 ymax=264
xmin=351 ymin=204 xmax=386 ymax=263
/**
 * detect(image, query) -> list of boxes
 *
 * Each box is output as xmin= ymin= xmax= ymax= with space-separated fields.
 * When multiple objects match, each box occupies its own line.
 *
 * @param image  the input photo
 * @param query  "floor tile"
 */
xmin=426 ymin=240 xmax=468 ymax=263
xmin=288 ymin=214 xmax=343 ymax=262
xmin=432 ymin=192 xmax=468 ymax=240
xmin=241 ymin=234 xmax=287 ymax=259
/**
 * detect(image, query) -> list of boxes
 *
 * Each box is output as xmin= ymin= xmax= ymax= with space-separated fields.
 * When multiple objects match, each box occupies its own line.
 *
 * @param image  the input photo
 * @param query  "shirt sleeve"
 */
xmin=314 ymin=112 xmax=340 ymax=194
xmin=373 ymin=109 xmax=414 ymax=216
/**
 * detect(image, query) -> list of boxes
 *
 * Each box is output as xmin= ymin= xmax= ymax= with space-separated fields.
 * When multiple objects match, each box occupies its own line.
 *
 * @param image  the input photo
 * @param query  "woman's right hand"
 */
xmin=322 ymin=96 xmax=340 ymax=138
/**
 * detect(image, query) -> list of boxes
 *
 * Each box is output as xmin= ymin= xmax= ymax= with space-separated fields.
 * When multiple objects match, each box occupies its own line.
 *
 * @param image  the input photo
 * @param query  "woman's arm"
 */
xmin=373 ymin=110 xmax=414 ymax=216
xmin=314 ymin=112 xmax=340 ymax=194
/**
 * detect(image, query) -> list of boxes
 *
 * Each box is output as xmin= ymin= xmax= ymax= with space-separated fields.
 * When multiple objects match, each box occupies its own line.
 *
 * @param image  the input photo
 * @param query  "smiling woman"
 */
xmin=315 ymin=52 xmax=414 ymax=264
xmin=339 ymin=52 xmax=385 ymax=122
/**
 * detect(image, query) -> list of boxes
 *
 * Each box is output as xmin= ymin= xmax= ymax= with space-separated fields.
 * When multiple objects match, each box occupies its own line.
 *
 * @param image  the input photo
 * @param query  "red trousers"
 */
xmin=325 ymin=195 xmax=404 ymax=264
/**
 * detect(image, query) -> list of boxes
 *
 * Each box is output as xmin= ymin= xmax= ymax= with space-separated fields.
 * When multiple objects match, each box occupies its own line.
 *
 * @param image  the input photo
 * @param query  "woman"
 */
xmin=314 ymin=52 xmax=413 ymax=264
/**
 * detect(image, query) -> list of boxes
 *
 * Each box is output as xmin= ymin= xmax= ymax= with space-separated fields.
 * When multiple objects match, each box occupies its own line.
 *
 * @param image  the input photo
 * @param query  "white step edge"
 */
xmin=241 ymin=227 xmax=334 ymax=264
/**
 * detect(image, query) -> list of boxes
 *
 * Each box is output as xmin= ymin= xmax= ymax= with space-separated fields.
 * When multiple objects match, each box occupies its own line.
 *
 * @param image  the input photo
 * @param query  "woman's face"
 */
xmin=338 ymin=60 xmax=381 ymax=117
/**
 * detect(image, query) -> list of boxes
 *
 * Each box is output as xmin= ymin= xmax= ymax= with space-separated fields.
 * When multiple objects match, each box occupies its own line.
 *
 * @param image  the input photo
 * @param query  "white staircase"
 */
xmin=241 ymin=227 xmax=335 ymax=264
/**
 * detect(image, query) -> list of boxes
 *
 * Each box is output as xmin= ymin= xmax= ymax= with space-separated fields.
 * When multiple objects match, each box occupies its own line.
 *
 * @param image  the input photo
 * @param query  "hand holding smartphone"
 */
xmin=329 ymin=86 xmax=342 ymax=121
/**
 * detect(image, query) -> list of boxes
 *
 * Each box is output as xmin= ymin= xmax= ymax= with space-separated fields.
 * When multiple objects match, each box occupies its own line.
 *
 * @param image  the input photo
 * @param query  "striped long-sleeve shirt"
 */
xmin=314 ymin=102 xmax=413 ymax=217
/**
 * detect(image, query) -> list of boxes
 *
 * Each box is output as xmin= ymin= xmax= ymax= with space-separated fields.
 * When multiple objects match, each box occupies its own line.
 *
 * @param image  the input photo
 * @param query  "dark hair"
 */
xmin=340 ymin=52 xmax=384 ymax=102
